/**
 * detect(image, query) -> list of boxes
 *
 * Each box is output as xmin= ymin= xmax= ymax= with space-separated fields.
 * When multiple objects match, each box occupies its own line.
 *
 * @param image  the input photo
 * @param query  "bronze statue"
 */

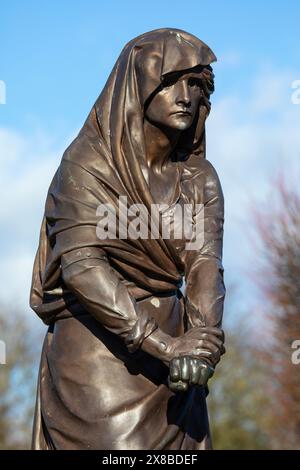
xmin=30 ymin=28 xmax=225 ymax=450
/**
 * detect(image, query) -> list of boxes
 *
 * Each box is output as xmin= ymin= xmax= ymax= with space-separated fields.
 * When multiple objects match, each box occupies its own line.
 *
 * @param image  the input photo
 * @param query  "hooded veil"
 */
xmin=30 ymin=28 xmax=216 ymax=324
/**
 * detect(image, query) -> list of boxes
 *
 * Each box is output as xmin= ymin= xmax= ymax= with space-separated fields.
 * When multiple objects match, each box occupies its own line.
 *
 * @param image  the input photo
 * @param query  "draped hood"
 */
xmin=30 ymin=28 xmax=216 ymax=323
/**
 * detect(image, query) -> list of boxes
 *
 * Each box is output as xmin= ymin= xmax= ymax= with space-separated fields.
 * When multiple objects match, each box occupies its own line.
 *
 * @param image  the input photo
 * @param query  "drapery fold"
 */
xmin=30 ymin=28 xmax=216 ymax=324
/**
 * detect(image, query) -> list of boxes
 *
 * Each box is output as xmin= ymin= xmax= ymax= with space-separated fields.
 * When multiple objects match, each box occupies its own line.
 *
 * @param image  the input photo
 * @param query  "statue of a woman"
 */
xmin=30 ymin=28 xmax=225 ymax=450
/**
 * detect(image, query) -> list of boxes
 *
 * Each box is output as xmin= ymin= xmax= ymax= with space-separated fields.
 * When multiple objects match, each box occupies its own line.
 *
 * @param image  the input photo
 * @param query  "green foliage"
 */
xmin=207 ymin=329 xmax=273 ymax=449
xmin=252 ymin=180 xmax=300 ymax=449
xmin=0 ymin=307 xmax=42 ymax=449
xmin=208 ymin=178 xmax=300 ymax=450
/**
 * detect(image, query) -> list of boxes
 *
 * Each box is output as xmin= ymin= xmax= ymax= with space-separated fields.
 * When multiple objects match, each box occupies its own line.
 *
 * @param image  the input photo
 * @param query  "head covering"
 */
xmin=30 ymin=28 xmax=216 ymax=323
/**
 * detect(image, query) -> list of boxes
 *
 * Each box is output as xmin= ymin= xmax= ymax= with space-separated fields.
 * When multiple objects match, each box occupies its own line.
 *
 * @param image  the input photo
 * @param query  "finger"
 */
xmin=168 ymin=377 xmax=188 ymax=392
xmin=196 ymin=340 xmax=222 ymax=355
xmin=189 ymin=358 xmax=202 ymax=385
xmin=190 ymin=347 xmax=221 ymax=366
xmin=190 ymin=340 xmax=221 ymax=365
xmin=190 ymin=348 xmax=214 ymax=361
xmin=202 ymin=327 xmax=225 ymax=341
xmin=188 ymin=331 xmax=224 ymax=350
xmin=200 ymin=334 xmax=224 ymax=350
xmin=212 ymin=348 xmax=221 ymax=364
xmin=180 ymin=356 xmax=190 ymax=382
xmin=198 ymin=363 xmax=215 ymax=385
xmin=169 ymin=358 xmax=181 ymax=382
xmin=201 ymin=346 xmax=221 ymax=366
xmin=220 ymin=329 xmax=225 ymax=343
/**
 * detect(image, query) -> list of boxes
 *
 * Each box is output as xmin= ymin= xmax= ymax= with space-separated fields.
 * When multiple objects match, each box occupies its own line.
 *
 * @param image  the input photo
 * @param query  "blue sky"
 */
xmin=1 ymin=1 xmax=300 ymax=329
xmin=1 ymin=1 xmax=300 ymax=133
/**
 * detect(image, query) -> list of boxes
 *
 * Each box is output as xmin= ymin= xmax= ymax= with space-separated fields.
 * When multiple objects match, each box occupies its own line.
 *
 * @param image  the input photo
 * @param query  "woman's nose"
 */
xmin=175 ymin=80 xmax=191 ymax=107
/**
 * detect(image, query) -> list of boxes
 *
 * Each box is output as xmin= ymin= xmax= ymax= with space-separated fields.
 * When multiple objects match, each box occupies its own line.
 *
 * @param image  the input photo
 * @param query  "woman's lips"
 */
xmin=172 ymin=111 xmax=192 ymax=116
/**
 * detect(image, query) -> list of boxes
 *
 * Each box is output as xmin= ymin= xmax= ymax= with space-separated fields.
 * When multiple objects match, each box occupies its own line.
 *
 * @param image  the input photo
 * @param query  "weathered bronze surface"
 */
xmin=30 ymin=28 xmax=225 ymax=450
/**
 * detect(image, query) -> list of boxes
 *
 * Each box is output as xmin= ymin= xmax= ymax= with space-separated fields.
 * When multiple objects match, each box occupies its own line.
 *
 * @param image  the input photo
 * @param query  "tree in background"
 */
xmin=207 ymin=320 xmax=275 ymax=449
xmin=208 ymin=177 xmax=300 ymax=450
xmin=0 ymin=306 xmax=42 ymax=449
xmin=252 ymin=178 xmax=300 ymax=449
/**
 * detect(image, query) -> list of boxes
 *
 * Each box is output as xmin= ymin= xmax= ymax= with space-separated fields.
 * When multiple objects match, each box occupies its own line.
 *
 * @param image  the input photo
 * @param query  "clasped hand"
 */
xmin=166 ymin=326 xmax=225 ymax=392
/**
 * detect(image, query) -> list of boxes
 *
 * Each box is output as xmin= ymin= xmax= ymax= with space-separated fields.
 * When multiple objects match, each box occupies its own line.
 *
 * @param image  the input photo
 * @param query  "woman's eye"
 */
xmin=163 ymin=76 xmax=178 ymax=88
xmin=188 ymin=78 xmax=201 ymax=88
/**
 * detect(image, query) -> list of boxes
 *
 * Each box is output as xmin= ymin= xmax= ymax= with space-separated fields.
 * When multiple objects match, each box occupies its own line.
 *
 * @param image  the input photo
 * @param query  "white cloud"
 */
xmin=206 ymin=66 xmax=300 ymax=318
xmin=0 ymin=128 xmax=75 ymax=316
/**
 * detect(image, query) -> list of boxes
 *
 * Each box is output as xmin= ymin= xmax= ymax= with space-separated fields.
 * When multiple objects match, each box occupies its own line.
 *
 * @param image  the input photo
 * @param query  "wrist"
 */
xmin=141 ymin=327 xmax=175 ymax=364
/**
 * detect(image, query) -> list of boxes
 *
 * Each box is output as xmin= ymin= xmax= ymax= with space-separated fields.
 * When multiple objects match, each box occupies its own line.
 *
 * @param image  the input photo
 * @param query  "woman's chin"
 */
xmin=168 ymin=116 xmax=193 ymax=131
xmin=173 ymin=122 xmax=192 ymax=131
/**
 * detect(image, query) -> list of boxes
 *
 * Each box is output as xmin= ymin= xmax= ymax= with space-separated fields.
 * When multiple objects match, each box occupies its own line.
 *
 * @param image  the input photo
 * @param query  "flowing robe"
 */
xmin=30 ymin=28 xmax=225 ymax=450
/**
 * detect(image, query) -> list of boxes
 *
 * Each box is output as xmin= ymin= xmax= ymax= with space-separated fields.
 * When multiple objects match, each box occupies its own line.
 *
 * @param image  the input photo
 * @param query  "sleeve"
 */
xmin=181 ymin=162 xmax=225 ymax=329
xmin=61 ymin=246 xmax=158 ymax=352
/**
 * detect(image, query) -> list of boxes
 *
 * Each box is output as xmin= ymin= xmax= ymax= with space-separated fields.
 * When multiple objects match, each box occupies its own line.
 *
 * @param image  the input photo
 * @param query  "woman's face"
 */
xmin=145 ymin=71 xmax=203 ymax=131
